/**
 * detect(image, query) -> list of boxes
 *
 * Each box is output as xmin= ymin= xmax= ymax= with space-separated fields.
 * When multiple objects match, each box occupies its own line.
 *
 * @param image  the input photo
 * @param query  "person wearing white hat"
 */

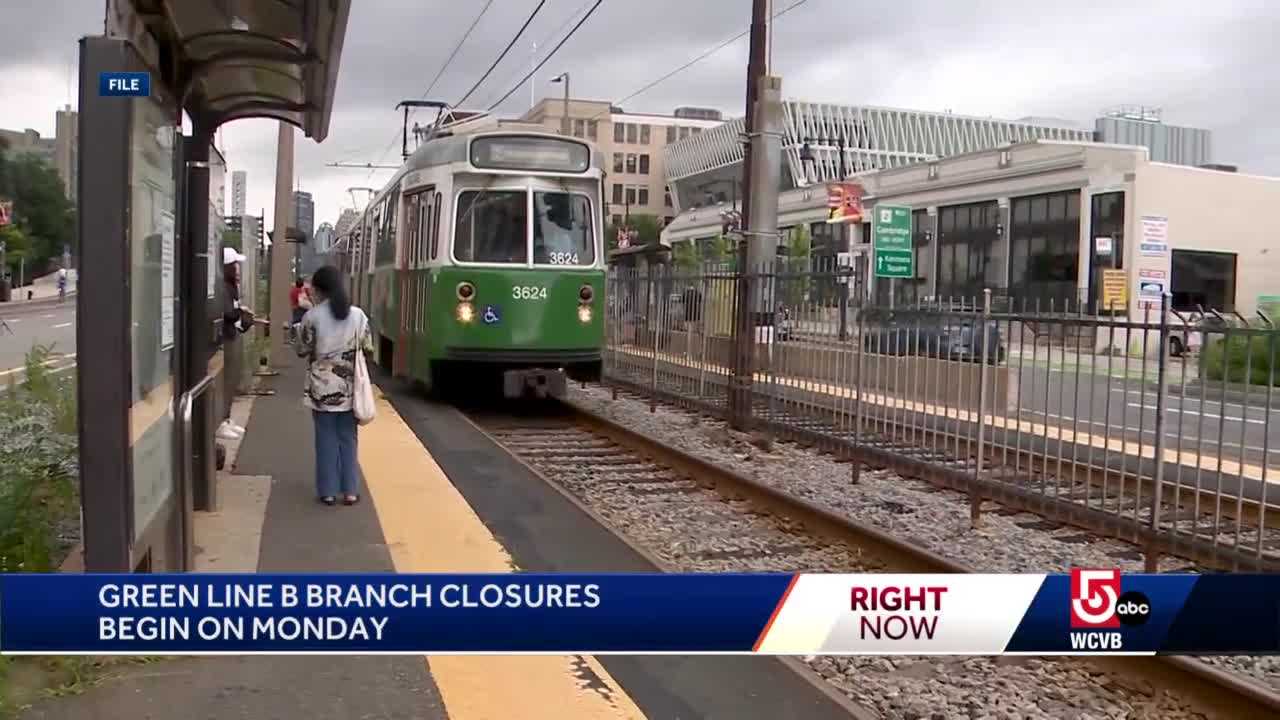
xmin=216 ymin=246 xmax=253 ymax=440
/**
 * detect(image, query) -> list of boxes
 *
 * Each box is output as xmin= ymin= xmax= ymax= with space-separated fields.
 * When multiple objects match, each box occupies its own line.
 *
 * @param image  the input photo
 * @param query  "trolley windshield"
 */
xmin=454 ymin=189 xmax=596 ymax=266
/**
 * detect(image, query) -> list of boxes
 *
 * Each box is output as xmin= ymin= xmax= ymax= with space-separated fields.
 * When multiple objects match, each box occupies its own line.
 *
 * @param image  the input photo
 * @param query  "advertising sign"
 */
xmin=0 ymin=200 xmax=12 ymax=227
xmin=1100 ymin=269 xmax=1127 ymax=310
xmin=1139 ymin=216 xmax=1168 ymax=257
xmin=872 ymin=205 xmax=913 ymax=279
xmin=826 ymin=183 xmax=863 ymax=224
xmin=1137 ymin=269 xmax=1166 ymax=309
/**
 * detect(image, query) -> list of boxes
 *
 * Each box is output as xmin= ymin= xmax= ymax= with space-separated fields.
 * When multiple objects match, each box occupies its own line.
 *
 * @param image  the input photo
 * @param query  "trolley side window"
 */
xmin=454 ymin=190 xmax=528 ymax=264
xmin=533 ymin=192 xmax=594 ymax=266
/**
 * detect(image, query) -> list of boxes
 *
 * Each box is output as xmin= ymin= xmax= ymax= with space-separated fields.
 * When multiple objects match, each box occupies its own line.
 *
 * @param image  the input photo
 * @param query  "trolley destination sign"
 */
xmin=872 ymin=205 xmax=913 ymax=279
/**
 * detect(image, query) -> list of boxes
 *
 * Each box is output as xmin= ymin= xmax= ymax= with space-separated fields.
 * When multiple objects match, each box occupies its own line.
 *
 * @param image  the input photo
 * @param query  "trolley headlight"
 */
xmin=578 ymin=284 xmax=594 ymax=304
xmin=577 ymin=305 xmax=592 ymax=323
xmin=456 ymin=281 xmax=476 ymax=301
xmin=456 ymin=302 xmax=475 ymax=324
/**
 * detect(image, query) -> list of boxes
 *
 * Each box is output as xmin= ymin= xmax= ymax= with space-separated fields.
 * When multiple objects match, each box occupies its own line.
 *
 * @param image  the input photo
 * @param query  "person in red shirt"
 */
xmin=289 ymin=277 xmax=313 ymax=342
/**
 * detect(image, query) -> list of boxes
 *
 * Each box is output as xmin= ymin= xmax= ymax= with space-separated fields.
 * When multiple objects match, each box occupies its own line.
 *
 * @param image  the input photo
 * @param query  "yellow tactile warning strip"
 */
xmin=612 ymin=345 xmax=1277 ymax=485
xmin=358 ymin=390 xmax=647 ymax=720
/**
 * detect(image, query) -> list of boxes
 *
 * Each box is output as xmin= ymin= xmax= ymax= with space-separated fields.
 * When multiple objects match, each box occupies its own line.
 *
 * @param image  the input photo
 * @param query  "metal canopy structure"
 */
xmin=106 ymin=0 xmax=351 ymax=138
xmin=77 ymin=2 xmax=353 ymax=572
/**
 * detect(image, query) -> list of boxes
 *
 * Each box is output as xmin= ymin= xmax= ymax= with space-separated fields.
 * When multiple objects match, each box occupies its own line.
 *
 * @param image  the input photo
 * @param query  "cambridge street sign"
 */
xmin=873 ymin=205 xmax=913 ymax=279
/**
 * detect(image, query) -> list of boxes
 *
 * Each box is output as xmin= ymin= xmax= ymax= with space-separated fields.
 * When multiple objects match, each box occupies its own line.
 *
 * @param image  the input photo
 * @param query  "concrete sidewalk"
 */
xmin=20 ymin=357 xmax=449 ymax=720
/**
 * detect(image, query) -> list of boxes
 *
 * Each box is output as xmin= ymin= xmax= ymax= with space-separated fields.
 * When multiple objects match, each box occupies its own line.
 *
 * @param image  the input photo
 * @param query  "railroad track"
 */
xmin=464 ymin=398 xmax=1280 ymax=720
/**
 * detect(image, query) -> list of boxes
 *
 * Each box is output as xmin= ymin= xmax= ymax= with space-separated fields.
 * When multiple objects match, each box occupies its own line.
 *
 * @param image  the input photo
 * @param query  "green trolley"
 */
xmin=340 ymin=121 xmax=606 ymax=398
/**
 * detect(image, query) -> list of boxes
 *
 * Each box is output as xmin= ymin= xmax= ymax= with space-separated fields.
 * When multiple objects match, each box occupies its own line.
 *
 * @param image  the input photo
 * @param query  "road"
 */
xmin=753 ymin=332 xmax=1280 ymax=469
xmin=1015 ymin=360 xmax=1280 ymax=469
xmin=0 ymin=300 xmax=77 ymax=375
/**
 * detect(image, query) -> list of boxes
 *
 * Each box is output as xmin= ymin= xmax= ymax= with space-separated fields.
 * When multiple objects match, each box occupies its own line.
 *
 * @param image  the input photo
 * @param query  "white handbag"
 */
xmin=351 ymin=315 xmax=377 ymax=426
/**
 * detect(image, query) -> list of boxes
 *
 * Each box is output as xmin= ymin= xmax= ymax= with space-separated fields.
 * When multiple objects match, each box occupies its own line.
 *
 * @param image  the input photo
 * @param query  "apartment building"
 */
xmin=521 ymin=98 xmax=722 ymax=227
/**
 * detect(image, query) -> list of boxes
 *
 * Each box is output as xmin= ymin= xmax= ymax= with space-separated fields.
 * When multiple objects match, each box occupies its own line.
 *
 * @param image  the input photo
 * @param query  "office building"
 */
xmin=231 ymin=170 xmax=247 ymax=216
xmin=521 ymin=98 xmax=722 ymax=227
xmin=292 ymin=190 xmax=317 ymax=275
xmin=54 ymin=106 xmax=78 ymax=203
xmin=0 ymin=128 xmax=57 ymax=167
xmin=334 ymin=208 xmax=358 ymax=238
xmin=1094 ymin=105 xmax=1211 ymax=167
xmin=0 ymin=107 xmax=81 ymax=205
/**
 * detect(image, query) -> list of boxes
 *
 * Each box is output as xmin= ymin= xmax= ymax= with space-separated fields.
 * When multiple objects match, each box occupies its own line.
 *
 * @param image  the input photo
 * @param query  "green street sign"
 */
xmin=873 ymin=204 xmax=913 ymax=279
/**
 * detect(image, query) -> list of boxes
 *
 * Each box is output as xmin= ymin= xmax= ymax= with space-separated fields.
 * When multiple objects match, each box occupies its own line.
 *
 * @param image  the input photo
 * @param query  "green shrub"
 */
xmin=1203 ymin=332 xmax=1280 ymax=387
xmin=0 ymin=345 xmax=79 ymax=573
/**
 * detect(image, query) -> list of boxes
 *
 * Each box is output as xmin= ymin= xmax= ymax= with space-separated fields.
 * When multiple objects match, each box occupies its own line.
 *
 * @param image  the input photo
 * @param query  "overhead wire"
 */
xmin=454 ymin=0 xmax=547 ymax=110
xmin=476 ymin=0 xmax=595 ymax=110
xmin=586 ymin=0 xmax=815 ymax=122
xmin=484 ymin=0 xmax=605 ymax=112
xmin=365 ymin=0 xmax=496 ymax=183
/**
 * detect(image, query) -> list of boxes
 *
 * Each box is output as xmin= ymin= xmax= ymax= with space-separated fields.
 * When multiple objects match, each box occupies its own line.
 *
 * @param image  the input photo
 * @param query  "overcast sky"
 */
xmin=0 ymin=0 xmax=1275 ymax=231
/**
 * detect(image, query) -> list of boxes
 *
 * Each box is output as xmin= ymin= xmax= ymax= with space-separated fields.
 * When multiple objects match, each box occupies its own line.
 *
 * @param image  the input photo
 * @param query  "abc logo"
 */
xmin=1116 ymin=591 xmax=1152 ymax=627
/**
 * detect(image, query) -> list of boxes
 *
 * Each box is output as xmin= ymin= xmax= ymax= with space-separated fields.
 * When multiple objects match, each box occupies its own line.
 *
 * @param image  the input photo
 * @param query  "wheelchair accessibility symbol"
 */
xmin=482 ymin=305 xmax=501 ymax=325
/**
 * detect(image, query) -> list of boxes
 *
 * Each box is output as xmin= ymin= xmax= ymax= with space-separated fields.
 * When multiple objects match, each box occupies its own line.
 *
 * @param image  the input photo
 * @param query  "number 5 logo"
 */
xmin=1070 ymin=568 xmax=1120 ymax=628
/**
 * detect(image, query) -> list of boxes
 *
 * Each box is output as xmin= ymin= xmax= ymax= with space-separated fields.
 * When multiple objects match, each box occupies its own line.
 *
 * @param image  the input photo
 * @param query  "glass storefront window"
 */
xmin=128 ymin=92 xmax=178 ymax=541
xmin=1009 ymin=190 xmax=1082 ymax=309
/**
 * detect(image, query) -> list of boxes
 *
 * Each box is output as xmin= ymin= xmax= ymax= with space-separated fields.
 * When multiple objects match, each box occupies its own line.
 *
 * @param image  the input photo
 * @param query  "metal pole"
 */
xmin=1150 ymin=293 xmax=1172 ymax=537
xmin=268 ymin=122 xmax=295 ymax=367
xmin=729 ymin=0 xmax=770 ymax=431
xmin=561 ymin=73 xmax=570 ymax=136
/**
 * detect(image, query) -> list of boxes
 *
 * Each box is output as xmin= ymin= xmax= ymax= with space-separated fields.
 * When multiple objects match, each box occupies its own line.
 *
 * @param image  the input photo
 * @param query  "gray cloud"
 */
xmin=1 ymin=0 xmax=1275 ymax=227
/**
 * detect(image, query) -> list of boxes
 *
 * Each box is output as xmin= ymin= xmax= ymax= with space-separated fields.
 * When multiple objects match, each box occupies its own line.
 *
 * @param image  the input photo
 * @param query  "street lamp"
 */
xmin=550 ymin=72 xmax=570 ymax=136
xmin=799 ymin=135 xmax=853 ymax=341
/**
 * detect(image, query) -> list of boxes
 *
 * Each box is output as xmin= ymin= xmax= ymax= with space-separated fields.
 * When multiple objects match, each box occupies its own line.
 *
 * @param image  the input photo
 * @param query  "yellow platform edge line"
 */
xmin=358 ymin=390 xmax=647 ymax=720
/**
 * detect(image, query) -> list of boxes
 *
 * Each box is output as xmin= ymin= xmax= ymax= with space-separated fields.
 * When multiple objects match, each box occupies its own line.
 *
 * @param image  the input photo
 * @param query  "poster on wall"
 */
xmin=208 ymin=157 xmax=225 ymax=298
xmin=1137 ymin=269 xmax=1166 ymax=310
xmin=159 ymin=209 xmax=175 ymax=350
xmin=1140 ymin=215 xmax=1169 ymax=257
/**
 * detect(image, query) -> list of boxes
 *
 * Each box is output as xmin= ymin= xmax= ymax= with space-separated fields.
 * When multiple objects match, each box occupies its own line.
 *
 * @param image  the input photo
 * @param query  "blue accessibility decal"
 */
xmin=482 ymin=305 xmax=501 ymax=325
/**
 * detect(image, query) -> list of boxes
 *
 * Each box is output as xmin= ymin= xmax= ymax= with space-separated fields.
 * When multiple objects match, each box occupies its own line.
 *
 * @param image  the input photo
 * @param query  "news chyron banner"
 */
xmin=0 ymin=572 xmax=1276 ymax=655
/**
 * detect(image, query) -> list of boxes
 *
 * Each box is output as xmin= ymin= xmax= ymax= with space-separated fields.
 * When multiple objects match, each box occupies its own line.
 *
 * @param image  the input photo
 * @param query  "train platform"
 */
xmin=20 ymin=355 xmax=860 ymax=720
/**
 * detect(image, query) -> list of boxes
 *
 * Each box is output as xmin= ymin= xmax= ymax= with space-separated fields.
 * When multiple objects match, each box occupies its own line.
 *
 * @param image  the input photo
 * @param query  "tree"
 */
xmin=672 ymin=239 xmax=698 ymax=271
xmin=0 ymin=147 xmax=74 ymax=276
xmin=781 ymin=225 xmax=812 ymax=307
xmin=223 ymin=229 xmax=243 ymax=252
xmin=0 ymin=225 xmax=32 ymax=284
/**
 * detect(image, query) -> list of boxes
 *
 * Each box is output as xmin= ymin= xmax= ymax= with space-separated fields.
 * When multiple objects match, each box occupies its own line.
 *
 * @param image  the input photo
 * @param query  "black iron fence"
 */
xmin=604 ymin=263 xmax=1280 ymax=572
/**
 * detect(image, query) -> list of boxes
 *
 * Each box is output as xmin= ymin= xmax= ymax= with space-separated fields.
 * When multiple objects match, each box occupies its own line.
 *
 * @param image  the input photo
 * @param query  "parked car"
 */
xmin=862 ymin=310 xmax=1005 ymax=364
xmin=1167 ymin=311 xmax=1230 ymax=357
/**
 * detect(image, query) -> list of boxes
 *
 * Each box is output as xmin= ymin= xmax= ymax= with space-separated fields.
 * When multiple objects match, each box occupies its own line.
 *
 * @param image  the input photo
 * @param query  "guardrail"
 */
xmin=604 ymin=263 xmax=1280 ymax=572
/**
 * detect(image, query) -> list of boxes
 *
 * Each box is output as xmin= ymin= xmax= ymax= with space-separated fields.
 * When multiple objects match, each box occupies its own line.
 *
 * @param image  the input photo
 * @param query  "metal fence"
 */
xmin=603 ymin=262 xmax=1280 ymax=572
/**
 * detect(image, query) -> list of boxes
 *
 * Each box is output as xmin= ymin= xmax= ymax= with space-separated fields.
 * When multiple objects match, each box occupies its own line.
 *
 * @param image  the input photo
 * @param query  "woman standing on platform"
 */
xmin=296 ymin=265 xmax=373 ymax=506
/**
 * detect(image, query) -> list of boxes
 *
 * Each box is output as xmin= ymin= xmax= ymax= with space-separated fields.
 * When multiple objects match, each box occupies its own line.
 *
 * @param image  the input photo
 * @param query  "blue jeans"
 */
xmin=313 ymin=410 xmax=359 ymax=498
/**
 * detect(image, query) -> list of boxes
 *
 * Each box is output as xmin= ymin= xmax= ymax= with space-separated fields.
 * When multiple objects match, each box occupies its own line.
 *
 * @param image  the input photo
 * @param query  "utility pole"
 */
xmin=728 ymin=0 xmax=771 ymax=430
xmin=268 ymin=122 xmax=294 ymax=367
xmin=552 ymin=72 xmax=570 ymax=135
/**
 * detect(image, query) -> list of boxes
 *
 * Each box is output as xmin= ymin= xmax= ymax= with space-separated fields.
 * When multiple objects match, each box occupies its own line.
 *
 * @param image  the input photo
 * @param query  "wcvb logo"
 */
xmin=1070 ymin=569 xmax=1121 ymax=628
xmin=1069 ymin=568 xmax=1151 ymax=629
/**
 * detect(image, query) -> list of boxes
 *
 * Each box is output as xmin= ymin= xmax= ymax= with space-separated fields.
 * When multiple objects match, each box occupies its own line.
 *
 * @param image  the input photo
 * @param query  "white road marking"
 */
xmin=1039 ymin=412 xmax=1280 ymax=457
xmin=0 ymin=354 xmax=76 ymax=378
xmin=43 ymin=314 xmax=54 ymax=319
xmin=1127 ymin=402 xmax=1266 ymax=425
xmin=52 ymin=322 xmax=72 ymax=329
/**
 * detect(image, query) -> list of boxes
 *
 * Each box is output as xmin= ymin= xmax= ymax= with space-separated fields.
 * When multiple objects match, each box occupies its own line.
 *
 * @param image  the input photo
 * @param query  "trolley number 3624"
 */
xmin=512 ymin=285 xmax=548 ymax=300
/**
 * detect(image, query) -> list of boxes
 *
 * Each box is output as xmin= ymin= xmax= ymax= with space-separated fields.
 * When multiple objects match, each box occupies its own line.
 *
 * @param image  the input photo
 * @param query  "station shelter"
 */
xmin=75 ymin=0 xmax=350 ymax=571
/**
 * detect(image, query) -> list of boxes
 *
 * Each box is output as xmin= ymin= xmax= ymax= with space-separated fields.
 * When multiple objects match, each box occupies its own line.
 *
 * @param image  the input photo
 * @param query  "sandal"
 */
xmin=320 ymin=496 xmax=336 ymax=506
xmin=343 ymin=495 xmax=360 ymax=506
